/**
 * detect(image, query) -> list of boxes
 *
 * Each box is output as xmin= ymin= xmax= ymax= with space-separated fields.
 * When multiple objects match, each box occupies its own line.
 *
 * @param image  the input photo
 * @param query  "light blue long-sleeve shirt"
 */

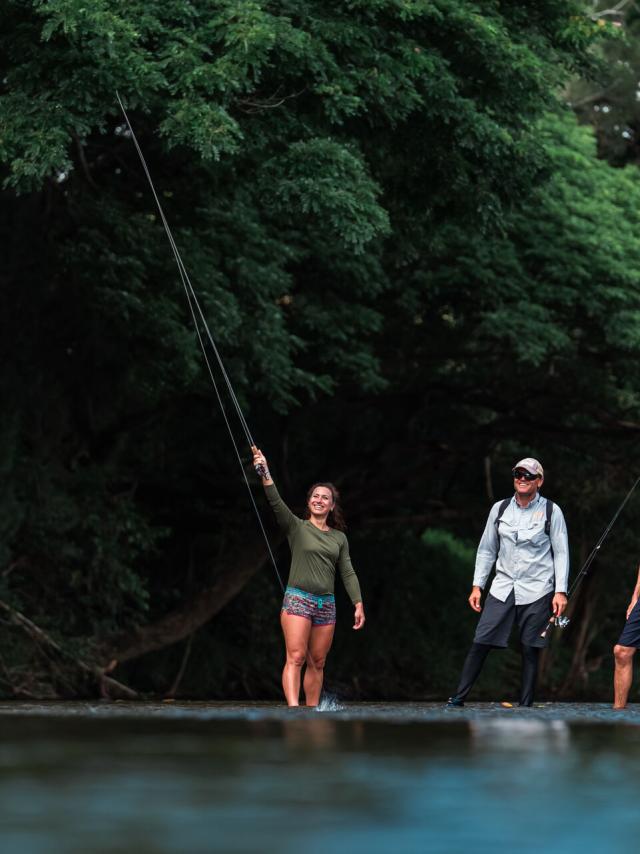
xmin=473 ymin=493 xmax=569 ymax=605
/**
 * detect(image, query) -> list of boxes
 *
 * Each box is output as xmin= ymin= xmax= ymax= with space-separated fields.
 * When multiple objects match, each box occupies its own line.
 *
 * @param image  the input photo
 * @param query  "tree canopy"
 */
xmin=0 ymin=1 xmax=638 ymax=700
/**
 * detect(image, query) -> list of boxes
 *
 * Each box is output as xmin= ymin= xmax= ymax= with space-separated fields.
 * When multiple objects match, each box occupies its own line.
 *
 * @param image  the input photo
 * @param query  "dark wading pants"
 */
xmin=452 ymin=590 xmax=552 ymax=705
xmin=453 ymin=642 xmax=541 ymax=706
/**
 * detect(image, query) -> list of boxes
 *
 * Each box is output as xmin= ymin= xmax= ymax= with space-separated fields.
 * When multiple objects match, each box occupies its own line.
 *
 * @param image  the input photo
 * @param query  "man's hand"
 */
xmin=626 ymin=597 xmax=638 ymax=620
xmin=468 ymin=586 xmax=482 ymax=612
xmin=552 ymin=592 xmax=568 ymax=617
xmin=353 ymin=602 xmax=365 ymax=630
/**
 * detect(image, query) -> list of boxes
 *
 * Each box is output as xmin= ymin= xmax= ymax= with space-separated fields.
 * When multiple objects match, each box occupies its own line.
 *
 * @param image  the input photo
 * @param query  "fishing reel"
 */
xmin=254 ymin=463 xmax=268 ymax=479
xmin=540 ymin=613 xmax=570 ymax=638
xmin=251 ymin=445 xmax=269 ymax=480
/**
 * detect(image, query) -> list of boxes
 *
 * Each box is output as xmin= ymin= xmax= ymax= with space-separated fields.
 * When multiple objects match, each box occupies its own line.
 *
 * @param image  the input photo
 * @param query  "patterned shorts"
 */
xmin=281 ymin=586 xmax=336 ymax=626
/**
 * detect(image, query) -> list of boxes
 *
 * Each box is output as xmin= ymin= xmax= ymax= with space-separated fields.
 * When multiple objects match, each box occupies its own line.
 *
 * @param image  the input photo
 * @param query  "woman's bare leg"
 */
xmin=281 ymin=612 xmax=312 ymax=706
xmin=303 ymin=624 xmax=335 ymax=707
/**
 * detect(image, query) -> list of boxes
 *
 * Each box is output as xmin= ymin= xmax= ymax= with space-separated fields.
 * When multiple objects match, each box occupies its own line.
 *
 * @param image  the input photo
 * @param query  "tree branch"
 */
xmin=591 ymin=0 xmax=633 ymax=19
xmin=100 ymin=533 xmax=283 ymax=666
xmin=0 ymin=599 xmax=139 ymax=699
xmin=165 ymin=632 xmax=194 ymax=698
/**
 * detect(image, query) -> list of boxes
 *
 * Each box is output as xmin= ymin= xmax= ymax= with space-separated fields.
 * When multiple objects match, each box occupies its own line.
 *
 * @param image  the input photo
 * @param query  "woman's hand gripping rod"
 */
xmin=251 ymin=446 xmax=270 ymax=481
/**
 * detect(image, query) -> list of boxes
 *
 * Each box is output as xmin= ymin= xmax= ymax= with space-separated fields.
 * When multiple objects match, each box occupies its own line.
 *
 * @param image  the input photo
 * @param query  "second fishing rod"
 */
xmin=540 ymin=474 xmax=640 ymax=639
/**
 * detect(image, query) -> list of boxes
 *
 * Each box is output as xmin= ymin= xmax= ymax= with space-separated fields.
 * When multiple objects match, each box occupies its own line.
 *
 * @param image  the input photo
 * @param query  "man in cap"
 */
xmin=447 ymin=458 xmax=569 ymax=707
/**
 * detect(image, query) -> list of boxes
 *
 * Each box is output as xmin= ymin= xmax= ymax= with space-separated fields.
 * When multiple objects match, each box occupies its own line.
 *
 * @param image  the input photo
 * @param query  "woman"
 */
xmin=252 ymin=447 xmax=365 ymax=707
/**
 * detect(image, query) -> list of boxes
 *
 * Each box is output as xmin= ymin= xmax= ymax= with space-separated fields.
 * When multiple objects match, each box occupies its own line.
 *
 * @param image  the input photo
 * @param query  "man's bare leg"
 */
xmin=613 ymin=644 xmax=636 ymax=709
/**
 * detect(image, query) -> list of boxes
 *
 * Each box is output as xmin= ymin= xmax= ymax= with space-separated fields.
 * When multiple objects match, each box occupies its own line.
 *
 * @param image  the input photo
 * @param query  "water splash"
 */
xmin=316 ymin=693 xmax=344 ymax=712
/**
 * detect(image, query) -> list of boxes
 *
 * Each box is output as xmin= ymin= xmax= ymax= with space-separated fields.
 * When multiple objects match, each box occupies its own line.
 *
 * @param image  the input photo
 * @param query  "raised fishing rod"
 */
xmin=540 ymin=473 xmax=640 ymax=638
xmin=116 ymin=91 xmax=284 ymax=591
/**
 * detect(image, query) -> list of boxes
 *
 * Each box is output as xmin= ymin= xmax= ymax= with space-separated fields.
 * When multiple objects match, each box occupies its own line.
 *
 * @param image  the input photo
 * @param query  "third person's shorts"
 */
xmin=473 ymin=590 xmax=554 ymax=649
xmin=617 ymin=598 xmax=640 ymax=648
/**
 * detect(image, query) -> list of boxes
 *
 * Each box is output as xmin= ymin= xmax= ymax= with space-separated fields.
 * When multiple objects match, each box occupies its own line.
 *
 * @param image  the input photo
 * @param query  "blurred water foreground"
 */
xmin=0 ymin=701 xmax=638 ymax=854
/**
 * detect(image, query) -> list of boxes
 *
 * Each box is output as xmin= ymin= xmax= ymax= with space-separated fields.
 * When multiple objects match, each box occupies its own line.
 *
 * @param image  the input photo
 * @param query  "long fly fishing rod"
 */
xmin=116 ymin=92 xmax=284 ymax=591
xmin=540 ymin=473 xmax=640 ymax=638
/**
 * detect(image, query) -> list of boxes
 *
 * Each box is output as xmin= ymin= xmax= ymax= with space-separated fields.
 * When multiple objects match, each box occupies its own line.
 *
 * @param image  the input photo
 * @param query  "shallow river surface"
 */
xmin=0 ymin=700 xmax=638 ymax=853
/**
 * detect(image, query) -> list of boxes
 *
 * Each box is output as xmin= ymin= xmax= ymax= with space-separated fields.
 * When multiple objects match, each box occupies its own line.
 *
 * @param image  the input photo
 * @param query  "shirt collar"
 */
xmin=512 ymin=491 xmax=541 ymax=510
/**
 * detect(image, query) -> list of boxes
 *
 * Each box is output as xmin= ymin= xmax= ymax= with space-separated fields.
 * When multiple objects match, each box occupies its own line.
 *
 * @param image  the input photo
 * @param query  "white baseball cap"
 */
xmin=513 ymin=457 xmax=543 ymax=477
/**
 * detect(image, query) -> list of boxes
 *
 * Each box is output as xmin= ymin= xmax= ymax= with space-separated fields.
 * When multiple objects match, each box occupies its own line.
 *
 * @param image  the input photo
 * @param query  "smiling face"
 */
xmin=307 ymin=486 xmax=335 ymax=519
xmin=512 ymin=468 xmax=543 ymax=501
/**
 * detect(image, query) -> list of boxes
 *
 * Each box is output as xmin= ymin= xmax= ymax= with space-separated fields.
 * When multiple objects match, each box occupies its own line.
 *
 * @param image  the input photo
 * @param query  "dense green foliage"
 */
xmin=571 ymin=1 xmax=640 ymax=165
xmin=1 ymin=0 xmax=639 ymax=700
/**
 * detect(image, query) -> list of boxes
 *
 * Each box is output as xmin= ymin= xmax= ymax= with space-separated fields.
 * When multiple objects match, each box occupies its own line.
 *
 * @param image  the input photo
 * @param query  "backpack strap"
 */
xmin=545 ymin=498 xmax=554 ymax=558
xmin=545 ymin=498 xmax=554 ymax=535
xmin=494 ymin=498 xmax=511 ymax=531
xmin=493 ymin=498 xmax=511 ymax=562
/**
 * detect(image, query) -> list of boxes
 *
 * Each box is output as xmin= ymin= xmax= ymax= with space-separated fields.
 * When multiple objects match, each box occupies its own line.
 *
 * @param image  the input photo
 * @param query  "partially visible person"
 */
xmin=252 ymin=447 xmax=365 ymax=707
xmin=613 ymin=567 xmax=640 ymax=709
xmin=447 ymin=457 xmax=569 ymax=707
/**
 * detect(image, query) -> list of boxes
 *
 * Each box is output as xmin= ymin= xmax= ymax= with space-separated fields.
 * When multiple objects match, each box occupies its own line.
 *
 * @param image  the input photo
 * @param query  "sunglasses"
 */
xmin=512 ymin=469 xmax=540 ymax=481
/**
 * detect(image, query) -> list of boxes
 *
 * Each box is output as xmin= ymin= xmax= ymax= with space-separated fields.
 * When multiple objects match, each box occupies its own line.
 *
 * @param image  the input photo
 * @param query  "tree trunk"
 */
xmin=100 ymin=535 xmax=282 ymax=666
xmin=558 ymin=583 xmax=599 ymax=697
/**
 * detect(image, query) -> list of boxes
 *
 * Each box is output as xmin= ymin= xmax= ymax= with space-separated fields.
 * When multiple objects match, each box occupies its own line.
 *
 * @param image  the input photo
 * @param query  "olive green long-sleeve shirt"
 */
xmin=265 ymin=483 xmax=362 ymax=604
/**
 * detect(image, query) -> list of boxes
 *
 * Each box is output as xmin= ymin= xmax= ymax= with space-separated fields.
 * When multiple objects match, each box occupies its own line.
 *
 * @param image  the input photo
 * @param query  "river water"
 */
xmin=0 ymin=701 xmax=638 ymax=853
